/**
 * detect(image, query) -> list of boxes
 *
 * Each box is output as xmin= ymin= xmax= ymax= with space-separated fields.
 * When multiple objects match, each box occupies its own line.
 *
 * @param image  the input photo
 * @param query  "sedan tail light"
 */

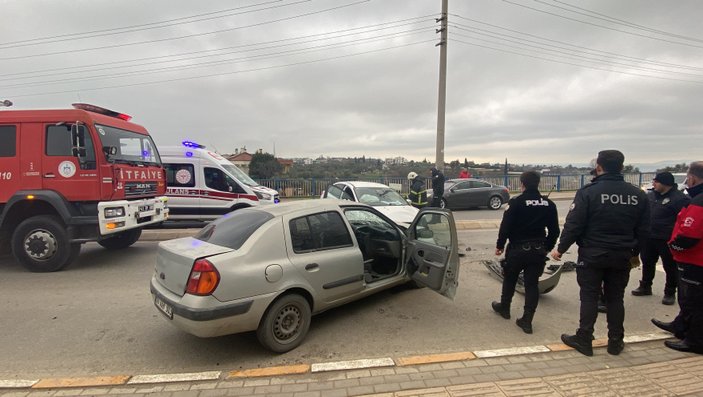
xmin=186 ymin=259 xmax=220 ymax=296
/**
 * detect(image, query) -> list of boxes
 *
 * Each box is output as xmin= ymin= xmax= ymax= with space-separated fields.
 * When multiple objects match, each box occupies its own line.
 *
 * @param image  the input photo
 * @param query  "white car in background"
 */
xmin=322 ymin=181 xmax=419 ymax=226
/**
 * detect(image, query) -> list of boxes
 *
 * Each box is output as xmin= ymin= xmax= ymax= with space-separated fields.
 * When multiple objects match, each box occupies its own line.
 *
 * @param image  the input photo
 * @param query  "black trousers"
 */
xmin=501 ymin=243 xmax=546 ymax=314
xmin=640 ymin=238 xmax=679 ymax=295
xmin=671 ymin=263 xmax=703 ymax=348
xmin=575 ymin=248 xmax=632 ymax=341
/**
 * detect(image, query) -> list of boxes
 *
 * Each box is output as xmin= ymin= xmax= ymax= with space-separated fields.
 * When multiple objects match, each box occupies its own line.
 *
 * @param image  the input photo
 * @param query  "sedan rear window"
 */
xmin=194 ymin=209 xmax=274 ymax=250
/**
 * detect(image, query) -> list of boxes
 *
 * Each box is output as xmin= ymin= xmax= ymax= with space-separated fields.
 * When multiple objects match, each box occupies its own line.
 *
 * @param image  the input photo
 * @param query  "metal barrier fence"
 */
xmin=256 ymin=172 xmax=659 ymax=198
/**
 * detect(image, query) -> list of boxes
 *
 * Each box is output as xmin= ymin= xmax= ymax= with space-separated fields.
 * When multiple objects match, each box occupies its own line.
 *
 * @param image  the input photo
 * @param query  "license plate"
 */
xmin=139 ymin=204 xmax=154 ymax=212
xmin=154 ymin=296 xmax=173 ymax=319
xmin=139 ymin=210 xmax=156 ymax=218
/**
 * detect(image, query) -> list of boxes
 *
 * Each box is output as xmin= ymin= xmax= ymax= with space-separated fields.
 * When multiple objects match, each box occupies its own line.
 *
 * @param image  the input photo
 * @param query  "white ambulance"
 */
xmin=159 ymin=142 xmax=279 ymax=221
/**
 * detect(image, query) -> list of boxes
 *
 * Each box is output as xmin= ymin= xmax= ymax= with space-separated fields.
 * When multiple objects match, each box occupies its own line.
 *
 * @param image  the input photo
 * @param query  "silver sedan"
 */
xmin=150 ymin=199 xmax=460 ymax=353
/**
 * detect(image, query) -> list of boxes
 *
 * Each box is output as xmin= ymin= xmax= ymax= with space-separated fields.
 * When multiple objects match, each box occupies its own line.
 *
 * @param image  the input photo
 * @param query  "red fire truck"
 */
xmin=0 ymin=104 xmax=169 ymax=272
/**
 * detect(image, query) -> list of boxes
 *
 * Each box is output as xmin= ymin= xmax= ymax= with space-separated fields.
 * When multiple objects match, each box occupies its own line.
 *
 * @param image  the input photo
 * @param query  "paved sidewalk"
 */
xmin=2 ymin=338 xmax=701 ymax=396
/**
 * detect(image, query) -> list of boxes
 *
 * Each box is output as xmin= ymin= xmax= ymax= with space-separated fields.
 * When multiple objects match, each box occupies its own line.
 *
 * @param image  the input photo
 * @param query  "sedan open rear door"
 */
xmin=404 ymin=209 xmax=460 ymax=299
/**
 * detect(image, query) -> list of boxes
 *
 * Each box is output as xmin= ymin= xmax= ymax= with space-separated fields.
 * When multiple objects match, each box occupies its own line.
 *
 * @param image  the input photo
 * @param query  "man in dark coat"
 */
xmin=632 ymin=172 xmax=690 ymax=305
xmin=551 ymin=150 xmax=650 ymax=356
xmin=492 ymin=171 xmax=560 ymax=334
xmin=430 ymin=166 xmax=445 ymax=208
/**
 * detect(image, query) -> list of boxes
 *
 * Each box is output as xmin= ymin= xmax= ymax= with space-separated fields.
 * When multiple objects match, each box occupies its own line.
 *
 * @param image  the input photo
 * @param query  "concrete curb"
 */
xmin=0 ymin=332 xmax=672 ymax=390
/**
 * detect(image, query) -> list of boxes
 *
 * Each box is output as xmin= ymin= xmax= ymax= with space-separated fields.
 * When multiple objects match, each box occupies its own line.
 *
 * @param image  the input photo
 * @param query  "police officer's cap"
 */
xmin=596 ymin=150 xmax=624 ymax=173
xmin=653 ymin=172 xmax=675 ymax=186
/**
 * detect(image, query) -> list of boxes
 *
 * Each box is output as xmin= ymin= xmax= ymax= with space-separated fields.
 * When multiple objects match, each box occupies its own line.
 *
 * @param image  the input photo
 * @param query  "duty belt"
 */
xmin=512 ymin=241 xmax=544 ymax=251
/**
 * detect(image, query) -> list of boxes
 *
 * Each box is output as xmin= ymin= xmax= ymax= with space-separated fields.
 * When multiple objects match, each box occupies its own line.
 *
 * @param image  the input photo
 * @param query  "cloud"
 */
xmin=2 ymin=0 xmax=702 ymax=166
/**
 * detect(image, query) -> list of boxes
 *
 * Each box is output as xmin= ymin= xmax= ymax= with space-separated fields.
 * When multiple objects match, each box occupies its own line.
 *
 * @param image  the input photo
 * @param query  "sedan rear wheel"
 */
xmin=257 ymin=294 xmax=311 ymax=353
xmin=440 ymin=198 xmax=448 ymax=209
xmin=488 ymin=195 xmax=503 ymax=210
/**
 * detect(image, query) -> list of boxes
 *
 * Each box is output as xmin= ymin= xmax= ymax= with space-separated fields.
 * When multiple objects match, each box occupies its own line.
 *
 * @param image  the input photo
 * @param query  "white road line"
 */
xmin=624 ymin=332 xmax=672 ymax=343
xmin=0 ymin=379 xmax=38 ymax=388
xmin=474 ymin=345 xmax=550 ymax=358
xmin=311 ymin=358 xmax=395 ymax=373
xmin=127 ymin=371 xmax=221 ymax=384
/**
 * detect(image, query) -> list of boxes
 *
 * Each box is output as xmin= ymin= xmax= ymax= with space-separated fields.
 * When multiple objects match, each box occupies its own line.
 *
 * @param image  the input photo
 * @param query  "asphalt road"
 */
xmin=0 ymin=226 xmax=678 ymax=380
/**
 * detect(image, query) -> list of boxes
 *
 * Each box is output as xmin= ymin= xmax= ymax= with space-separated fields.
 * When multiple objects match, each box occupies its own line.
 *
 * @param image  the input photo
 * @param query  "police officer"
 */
xmin=492 ymin=171 xmax=559 ymax=334
xmin=631 ymin=172 xmax=690 ymax=304
xmin=407 ymin=172 xmax=429 ymax=209
xmin=430 ymin=166 xmax=445 ymax=208
xmin=652 ymin=161 xmax=703 ymax=354
xmin=551 ymin=150 xmax=649 ymax=356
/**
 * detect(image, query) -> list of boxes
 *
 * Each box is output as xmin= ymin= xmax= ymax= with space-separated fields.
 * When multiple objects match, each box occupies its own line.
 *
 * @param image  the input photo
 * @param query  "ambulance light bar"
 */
xmin=182 ymin=140 xmax=205 ymax=149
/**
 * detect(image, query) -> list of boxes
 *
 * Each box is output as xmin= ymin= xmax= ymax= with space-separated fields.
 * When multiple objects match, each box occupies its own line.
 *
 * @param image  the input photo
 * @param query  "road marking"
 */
xmin=396 ymin=351 xmax=476 ymax=366
xmin=228 ymin=364 xmax=310 ymax=378
xmin=32 ymin=375 xmax=130 ymax=389
xmin=128 ymin=371 xmax=221 ymax=384
xmin=0 ymin=379 xmax=38 ymax=388
xmin=474 ymin=345 xmax=550 ymax=358
xmin=311 ymin=358 xmax=395 ymax=373
xmin=624 ymin=332 xmax=671 ymax=343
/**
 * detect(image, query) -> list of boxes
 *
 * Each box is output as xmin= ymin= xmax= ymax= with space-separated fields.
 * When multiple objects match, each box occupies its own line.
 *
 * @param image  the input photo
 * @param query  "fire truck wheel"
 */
xmin=97 ymin=229 xmax=142 ymax=250
xmin=11 ymin=215 xmax=79 ymax=272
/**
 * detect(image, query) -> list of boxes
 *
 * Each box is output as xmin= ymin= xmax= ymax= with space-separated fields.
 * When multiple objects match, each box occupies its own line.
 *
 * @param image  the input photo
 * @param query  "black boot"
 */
xmin=662 ymin=294 xmax=675 ymax=305
xmin=516 ymin=311 xmax=534 ymax=334
xmin=491 ymin=301 xmax=510 ymax=319
xmin=607 ymin=339 xmax=624 ymax=355
xmin=561 ymin=333 xmax=593 ymax=356
xmin=631 ymin=281 xmax=652 ymax=296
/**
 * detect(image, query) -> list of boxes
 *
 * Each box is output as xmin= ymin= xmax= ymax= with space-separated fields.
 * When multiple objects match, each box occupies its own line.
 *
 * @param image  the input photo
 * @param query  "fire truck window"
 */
xmin=164 ymin=163 xmax=196 ymax=188
xmin=0 ymin=126 xmax=16 ymax=157
xmin=45 ymin=125 xmax=96 ymax=169
xmin=46 ymin=125 xmax=72 ymax=156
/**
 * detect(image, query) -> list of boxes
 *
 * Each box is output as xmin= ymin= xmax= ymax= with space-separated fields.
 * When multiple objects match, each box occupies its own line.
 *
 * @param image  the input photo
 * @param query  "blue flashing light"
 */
xmin=142 ymin=150 xmax=150 ymax=158
xmin=182 ymin=140 xmax=205 ymax=149
xmin=185 ymin=151 xmax=193 ymax=157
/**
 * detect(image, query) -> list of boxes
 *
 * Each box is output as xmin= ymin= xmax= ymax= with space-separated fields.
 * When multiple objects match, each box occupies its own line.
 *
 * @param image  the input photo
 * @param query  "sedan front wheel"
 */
xmin=488 ymin=195 xmax=503 ymax=210
xmin=257 ymin=294 xmax=311 ymax=353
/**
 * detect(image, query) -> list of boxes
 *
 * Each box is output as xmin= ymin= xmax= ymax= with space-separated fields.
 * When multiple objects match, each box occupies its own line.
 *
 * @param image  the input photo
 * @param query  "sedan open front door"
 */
xmin=404 ymin=209 xmax=460 ymax=299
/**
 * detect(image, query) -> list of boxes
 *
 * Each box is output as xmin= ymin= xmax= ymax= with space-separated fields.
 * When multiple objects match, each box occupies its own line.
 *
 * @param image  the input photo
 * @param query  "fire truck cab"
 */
xmin=0 ymin=103 xmax=169 ymax=272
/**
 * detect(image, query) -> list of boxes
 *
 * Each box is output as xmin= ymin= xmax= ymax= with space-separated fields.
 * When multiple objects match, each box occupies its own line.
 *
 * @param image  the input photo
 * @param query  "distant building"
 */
xmin=278 ymin=158 xmax=293 ymax=174
xmin=225 ymin=147 xmax=292 ymax=175
xmin=385 ymin=156 xmax=408 ymax=165
xmin=225 ymin=147 xmax=253 ymax=174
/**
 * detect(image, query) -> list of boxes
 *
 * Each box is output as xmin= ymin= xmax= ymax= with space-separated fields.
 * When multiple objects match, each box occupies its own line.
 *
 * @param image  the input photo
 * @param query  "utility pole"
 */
xmin=435 ymin=0 xmax=448 ymax=169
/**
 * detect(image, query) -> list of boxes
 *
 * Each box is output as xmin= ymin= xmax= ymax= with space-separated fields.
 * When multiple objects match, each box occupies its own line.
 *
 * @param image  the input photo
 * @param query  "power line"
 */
xmin=501 ymin=0 xmax=703 ymax=50
xmin=451 ymin=37 xmax=703 ymax=84
xmin=6 ymin=40 xmax=435 ymax=98
xmin=0 ymin=0 xmax=297 ymax=48
xmin=0 ymin=0 xmax=371 ymax=61
xmin=450 ymin=23 xmax=703 ymax=77
xmin=0 ymin=16 xmax=435 ymax=81
xmin=538 ymin=0 xmax=703 ymax=44
xmin=450 ymin=30 xmax=703 ymax=79
xmin=450 ymin=14 xmax=703 ymax=72
xmin=1 ymin=29 xmax=435 ymax=89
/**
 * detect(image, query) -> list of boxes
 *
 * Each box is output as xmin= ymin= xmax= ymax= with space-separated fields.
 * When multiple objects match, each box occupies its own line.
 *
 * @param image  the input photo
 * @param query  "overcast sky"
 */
xmin=1 ymin=0 xmax=701 ymax=167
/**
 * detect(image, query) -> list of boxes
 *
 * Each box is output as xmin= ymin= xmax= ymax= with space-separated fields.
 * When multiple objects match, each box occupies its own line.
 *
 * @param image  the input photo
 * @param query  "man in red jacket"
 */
xmin=652 ymin=161 xmax=703 ymax=354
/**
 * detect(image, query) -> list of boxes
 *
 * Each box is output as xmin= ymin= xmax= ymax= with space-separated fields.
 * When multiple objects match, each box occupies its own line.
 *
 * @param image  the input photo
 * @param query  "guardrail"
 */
xmin=255 ymin=172 xmax=659 ymax=198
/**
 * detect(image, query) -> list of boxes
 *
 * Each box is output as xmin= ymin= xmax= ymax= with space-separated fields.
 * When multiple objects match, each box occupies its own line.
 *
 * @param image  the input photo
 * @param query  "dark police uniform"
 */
xmin=496 ymin=188 xmax=559 ymax=323
xmin=636 ymin=187 xmax=689 ymax=298
xmin=430 ymin=168 xmax=445 ymax=208
xmin=557 ymin=173 xmax=649 ymax=344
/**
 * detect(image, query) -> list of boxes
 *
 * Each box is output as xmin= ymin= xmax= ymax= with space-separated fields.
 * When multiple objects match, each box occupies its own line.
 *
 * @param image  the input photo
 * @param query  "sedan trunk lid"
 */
xmin=155 ymin=237 xmax=233 ymax=296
